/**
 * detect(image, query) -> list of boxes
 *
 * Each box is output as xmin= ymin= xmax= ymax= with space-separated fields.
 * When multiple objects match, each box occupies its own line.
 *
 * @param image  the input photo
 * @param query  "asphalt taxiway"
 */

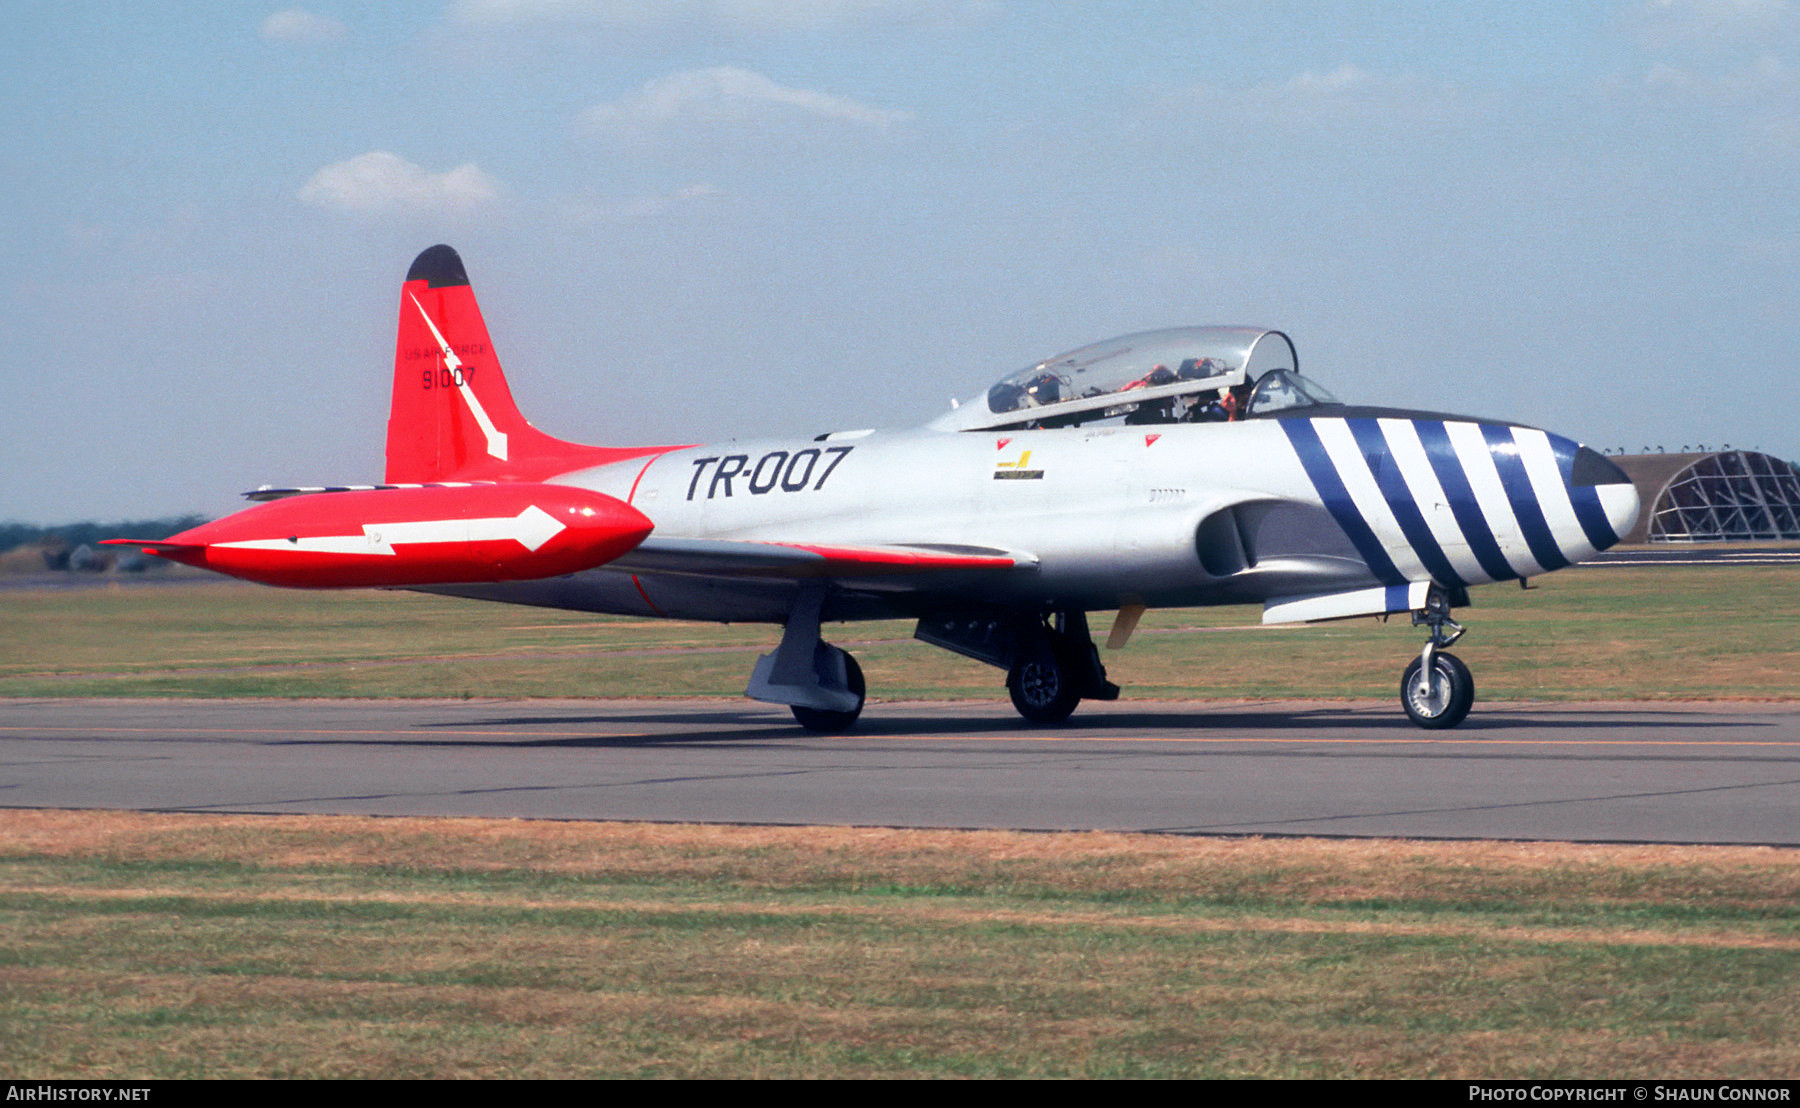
xmin=4 ymin=698 xmax=1797 ymax=844
xmin=1584 ymin=547 xmax=1800 ymax=566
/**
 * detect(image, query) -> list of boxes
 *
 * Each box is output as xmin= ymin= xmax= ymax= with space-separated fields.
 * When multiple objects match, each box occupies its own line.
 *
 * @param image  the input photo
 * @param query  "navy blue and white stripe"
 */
xmin=1282 ymin=418 xmax=1613 ymax=589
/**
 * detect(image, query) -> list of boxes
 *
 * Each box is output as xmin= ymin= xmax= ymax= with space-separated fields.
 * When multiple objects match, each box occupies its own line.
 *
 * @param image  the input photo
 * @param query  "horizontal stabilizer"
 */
xmin=99 ymin=538 xmax=202 ymax=552
xmin=611 ymin=537 xmax=1036 ymax=579
xmin=242 ymin=482 xmax=493 ymax=502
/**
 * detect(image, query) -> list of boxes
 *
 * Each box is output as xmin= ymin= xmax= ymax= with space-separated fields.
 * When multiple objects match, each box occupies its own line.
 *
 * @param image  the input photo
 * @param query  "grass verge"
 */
xmin=3 ymin=811 xmax=1797 ymax=1078
xmin=4 ymin=564 xmax=1800 ymax=701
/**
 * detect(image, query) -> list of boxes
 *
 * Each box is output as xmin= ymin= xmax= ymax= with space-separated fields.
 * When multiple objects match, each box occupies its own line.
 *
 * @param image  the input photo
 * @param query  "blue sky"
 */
xmin=4 ymin=1 xmax=1797 ymax=522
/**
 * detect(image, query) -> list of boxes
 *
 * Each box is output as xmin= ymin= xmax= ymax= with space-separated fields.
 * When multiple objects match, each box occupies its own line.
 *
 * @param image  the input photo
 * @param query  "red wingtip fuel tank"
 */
xmin=123 ymin=484 xmax=654 ymax=589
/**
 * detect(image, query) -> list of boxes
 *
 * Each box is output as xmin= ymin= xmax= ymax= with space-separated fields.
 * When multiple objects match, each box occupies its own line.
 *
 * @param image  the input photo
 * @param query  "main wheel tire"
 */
xmin=1008 ymin=643 xmax=1082 ymax=724
xmin=791 ymin=652 xmax=865 ymax=734
xmin=1400 ymin=651 xmax=1474 ymax=730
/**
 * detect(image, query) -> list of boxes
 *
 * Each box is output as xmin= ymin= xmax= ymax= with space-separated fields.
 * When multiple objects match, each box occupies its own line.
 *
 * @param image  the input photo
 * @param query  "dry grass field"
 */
xmin=3 ymin=811 xmax=1798 ymax=1079
xmin=4 ymin=563 xmax=1799 ymax=701
xmin=4 ymin=564 xmax=1798 ymax=1076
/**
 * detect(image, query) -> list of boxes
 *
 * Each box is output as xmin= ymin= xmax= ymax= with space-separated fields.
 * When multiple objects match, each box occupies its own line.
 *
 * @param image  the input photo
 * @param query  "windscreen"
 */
xmin=1243 ymin=369 xmax=1340 ymax=416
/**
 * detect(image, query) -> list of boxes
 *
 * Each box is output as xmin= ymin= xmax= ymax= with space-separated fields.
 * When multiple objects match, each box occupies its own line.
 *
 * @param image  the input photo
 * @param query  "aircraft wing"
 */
xmin=607 ymin=536 xmax=1037 ymax=579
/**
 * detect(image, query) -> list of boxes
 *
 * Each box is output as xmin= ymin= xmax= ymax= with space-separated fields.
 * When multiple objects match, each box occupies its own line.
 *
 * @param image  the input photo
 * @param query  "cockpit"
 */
xmin=1241 ymin=367 xmax=1340 ymax=416
xmin=928 ymin=326 xmax=1341 ymax=433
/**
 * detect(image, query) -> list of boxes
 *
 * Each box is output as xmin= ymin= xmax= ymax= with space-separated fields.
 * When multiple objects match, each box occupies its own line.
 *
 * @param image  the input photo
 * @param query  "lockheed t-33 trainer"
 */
xmin=110 ymin=246 xmax=1640 ymax=731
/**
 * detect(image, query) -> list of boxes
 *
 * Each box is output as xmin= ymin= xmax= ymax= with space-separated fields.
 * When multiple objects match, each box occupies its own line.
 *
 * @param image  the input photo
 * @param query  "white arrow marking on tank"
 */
xmin=213 ymin=506 xmax=565 ymax=556
xmin=410 ymin=292 xmax=509 ymax=461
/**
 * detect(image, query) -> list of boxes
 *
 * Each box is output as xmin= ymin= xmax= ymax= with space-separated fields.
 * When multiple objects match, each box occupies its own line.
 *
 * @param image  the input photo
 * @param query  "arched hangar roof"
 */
xmin=1612 ymin=450 xmax=1800 ymax=543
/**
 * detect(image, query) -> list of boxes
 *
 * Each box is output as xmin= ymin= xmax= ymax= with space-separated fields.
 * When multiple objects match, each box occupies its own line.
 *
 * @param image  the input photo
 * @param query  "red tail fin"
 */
xmin=387 ymin=245 xmax=670 ymax=483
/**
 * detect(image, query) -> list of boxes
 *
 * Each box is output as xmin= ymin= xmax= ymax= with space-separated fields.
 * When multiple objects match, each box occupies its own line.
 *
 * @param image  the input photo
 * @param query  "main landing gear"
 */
xmin=1401 ymin=588 xmax=1473 ymax=730
xmin=916 ymin=609 xmax=1118 ymax=726
xmin=789 ymin=647 xmax=865 ymax=734
xmin=1008 ymin=639 xmax=1083 ymax=723
xmin=747 ymin=583 xmax=867 ymax=733
xmin=760 ymin=586 xmax=1477 ymax=732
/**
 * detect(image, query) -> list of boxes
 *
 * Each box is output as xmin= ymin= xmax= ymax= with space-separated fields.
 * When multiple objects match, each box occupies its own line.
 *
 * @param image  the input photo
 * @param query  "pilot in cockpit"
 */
xmin=1191 ymin=386 xmax=1243 ymax=423
xmin=1022 ymin=371 xmax=1063 ymax=407
xmin=1122 ymin=364 xmax=1179 ymax=424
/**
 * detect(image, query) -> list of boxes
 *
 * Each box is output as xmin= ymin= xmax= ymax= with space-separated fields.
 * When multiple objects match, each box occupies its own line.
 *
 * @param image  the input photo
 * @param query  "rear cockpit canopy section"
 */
xmin=929 ymin=326 xmax=1306 ymax=432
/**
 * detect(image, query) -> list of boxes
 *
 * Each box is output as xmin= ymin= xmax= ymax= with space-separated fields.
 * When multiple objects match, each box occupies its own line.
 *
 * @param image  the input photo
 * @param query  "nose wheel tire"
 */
xmin=791 ymin=653 xmax=866 ymax=734
xmin=1008 ymin=645 xmax=1081 ymax=724
xmin=1400 ymin=651 xmax=1474 ymax=730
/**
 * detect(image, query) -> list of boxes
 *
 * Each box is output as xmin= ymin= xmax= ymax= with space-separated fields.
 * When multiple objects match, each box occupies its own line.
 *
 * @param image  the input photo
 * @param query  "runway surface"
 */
xmin=1584 ymin=547 xmax=1800 ymax=566
xmin=4 ymin=698 xmax=1798 ymax=844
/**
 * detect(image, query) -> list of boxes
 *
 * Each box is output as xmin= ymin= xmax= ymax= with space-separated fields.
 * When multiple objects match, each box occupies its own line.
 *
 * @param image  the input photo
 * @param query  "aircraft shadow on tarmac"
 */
xmin=369 ymin=703 xmax=1776 ymax=750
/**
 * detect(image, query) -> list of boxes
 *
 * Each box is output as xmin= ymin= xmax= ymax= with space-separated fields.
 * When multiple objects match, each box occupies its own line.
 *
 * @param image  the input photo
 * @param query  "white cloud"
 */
xmin=560 ymin=183 xmax=721 ymax=223
xmin=581 ymin=67 xmax=911 ymax=137
xmin=259 ymin=9 xmax=348 ymax=44
xmin=1284 ymin=65 xmax=1376 ymax=94
xmin=1631 ymin=50 xmax=1798 ymax=102
xmin=1637 ymin=0 xmax=1792 ymax=45
xmin=297 ymin=152 xmax=502 ymax=217
xmin=446 ymin=0 xmax=991 ymax=31
xmin=1631 ymin=0 xmax=1800 ymax=70
xmin=1180 ymin=65 xmax=1459 ymax=134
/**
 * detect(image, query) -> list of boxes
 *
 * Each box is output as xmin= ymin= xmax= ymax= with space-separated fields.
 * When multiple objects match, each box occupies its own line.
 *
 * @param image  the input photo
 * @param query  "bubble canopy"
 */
xmin=929 ymin=326 xmax=1303 ymax=432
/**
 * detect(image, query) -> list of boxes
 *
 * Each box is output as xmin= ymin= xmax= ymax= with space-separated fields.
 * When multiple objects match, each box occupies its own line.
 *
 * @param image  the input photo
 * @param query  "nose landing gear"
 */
xmin=1401 ymin=588 xmax=1473 ymax=729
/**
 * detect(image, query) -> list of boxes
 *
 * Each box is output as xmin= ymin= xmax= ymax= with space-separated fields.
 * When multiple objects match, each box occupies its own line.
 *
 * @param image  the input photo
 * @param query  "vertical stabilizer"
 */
xmin=386 ymin=245 xmax=672 ymax=483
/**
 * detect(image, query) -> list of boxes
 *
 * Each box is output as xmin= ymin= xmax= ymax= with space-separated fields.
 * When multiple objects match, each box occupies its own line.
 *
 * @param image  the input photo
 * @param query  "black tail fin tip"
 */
xmin=406 ymin=244 xmax=470 ymax=289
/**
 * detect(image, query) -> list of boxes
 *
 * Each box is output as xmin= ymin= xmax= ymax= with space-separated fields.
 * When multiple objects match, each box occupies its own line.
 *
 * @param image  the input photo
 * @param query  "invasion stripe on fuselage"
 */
xmin=1443 ymin=421 xmax=1545 ymax=578
xmin=1514 ymin=427 xmax=1605 ymax=567
xmin=1283 ymin=416 xmax=1606 ymax=589
xmin=1568 ymin=484 xmax=1621 ymax=552
xmin=1344 ymin=418 xmax=1467 ymax=589
xmin=1313 ymin=419 xmax=1433 ymax=583
xmin=1410 ymin=421 xmax=1518 ymax=583
xmin=1372 ymin=419 xmax=1491 ymax=587
xmin=1279 ymin=419 xmax=1407 ymax=587
xmin=1479 ymin=423 xmax=1570 ymax=572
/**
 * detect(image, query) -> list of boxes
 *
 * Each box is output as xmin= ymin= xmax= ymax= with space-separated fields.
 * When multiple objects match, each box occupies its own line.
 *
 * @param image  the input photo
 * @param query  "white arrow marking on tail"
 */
xmin=410 ymin=291 xmax=509 ymax=461
xmin=214 ymin=505 xmax=565 ymax=556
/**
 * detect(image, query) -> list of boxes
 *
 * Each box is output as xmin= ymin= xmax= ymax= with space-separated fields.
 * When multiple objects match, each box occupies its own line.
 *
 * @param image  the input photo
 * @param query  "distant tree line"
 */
xmin=0 ymin=516 xmax=208 ymax=571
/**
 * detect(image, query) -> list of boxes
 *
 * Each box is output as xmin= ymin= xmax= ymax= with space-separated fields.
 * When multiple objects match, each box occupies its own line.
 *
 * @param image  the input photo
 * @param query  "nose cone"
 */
xmin=1599 ymin=477 xmax=1640 ymax=547
xmin=1570 ymin=446 xmax=1639 ymax=550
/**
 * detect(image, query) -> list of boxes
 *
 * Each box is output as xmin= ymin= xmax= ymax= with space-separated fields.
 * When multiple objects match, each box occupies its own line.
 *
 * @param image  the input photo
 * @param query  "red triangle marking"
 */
xmin=997 ymin=438 xmax=1012 ymax=450
xmin=1145 ymin=434 xmax=1161 ymax=447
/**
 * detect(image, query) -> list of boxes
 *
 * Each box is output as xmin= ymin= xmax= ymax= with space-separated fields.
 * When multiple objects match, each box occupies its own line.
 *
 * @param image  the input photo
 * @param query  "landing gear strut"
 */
xmin=1005 ymin=610 xmax=1118 ymax=725
xmin=914 ymin=608 xmax=1118 ymax=726
xmin=1401 ymin=588 xmax=1473 ymax=729
xmin=748 ymin=583 xmax=867 ymax=733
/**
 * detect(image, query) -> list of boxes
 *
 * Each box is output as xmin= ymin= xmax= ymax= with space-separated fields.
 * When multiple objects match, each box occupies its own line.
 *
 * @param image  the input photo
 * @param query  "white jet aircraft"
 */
xmin=113 ymin=245 xmax=1641 ymax=731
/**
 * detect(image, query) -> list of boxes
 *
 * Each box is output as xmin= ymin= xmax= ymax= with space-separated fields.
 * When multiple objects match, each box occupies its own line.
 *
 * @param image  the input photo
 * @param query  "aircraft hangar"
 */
xmin=1610 ymin=449 xmax=1800 ymax=543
